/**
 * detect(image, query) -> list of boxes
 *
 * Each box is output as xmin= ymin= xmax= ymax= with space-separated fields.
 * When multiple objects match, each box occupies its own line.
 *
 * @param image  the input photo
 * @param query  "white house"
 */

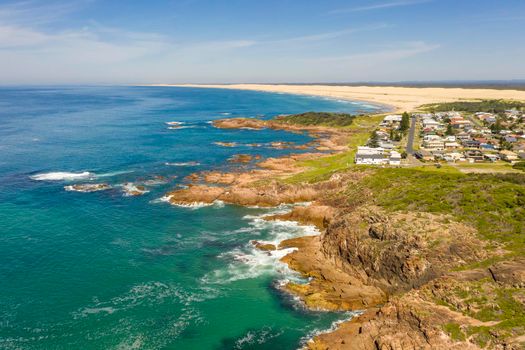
xmin=355 ymin=147 xmax=388 ymax=165
xmin=423 ymin=135 xmax=445 ymax=150
xmin=422 ymin=118 xmax=441 ymax=129
xmin=383 ymin=115 xmax=402 ymax=123
xmin=389 ymin=151 xmax=402 ymax=165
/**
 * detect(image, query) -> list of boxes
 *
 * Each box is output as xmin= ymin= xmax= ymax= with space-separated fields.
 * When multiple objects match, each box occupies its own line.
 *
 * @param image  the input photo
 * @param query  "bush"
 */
xmin=275 ymin=112 xmax=356 ymax=127
xmin=422 ymin=100 xmax=525 ymax=113
xmin=513 ymin=161 xmax=525 ymax=172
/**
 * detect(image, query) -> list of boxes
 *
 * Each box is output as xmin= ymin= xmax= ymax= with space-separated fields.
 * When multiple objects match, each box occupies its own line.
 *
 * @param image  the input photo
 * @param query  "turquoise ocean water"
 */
xmin=0 ymin=86 xmax=381 ymax=349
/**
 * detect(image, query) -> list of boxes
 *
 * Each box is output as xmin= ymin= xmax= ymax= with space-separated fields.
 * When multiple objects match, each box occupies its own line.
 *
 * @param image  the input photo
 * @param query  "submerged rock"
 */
xmin=213 ymin=141 xmax=238 ymax=147
xmin=64 ymin=183 xmax=112 ymax=192
xmin=122 ymin=183 xmax=149 ymax=196
xmin=251 ymin=240 xmax=277 ymax=251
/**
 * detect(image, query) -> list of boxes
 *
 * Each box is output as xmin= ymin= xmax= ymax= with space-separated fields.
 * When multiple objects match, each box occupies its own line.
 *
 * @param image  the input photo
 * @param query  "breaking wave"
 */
xmin=164 ymin=161 xmax=200 ymax=167
xmin=30 ymin=171 xmax=93 ymax=181
xmin=201 ymin=206 xmax=319 ymax=285
xmin=30 ymin=170 xmax=133 ymax=181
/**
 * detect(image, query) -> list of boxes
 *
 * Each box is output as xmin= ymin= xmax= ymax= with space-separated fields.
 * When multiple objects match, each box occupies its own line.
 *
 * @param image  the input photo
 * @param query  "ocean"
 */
xmin=0 ymin=86 xmax=380 ymax=349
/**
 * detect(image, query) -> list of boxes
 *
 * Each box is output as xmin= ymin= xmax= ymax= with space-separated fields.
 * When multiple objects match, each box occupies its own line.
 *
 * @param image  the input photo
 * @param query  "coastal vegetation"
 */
xmin=275 ymin=111 xmax=357 ymax=127
xmin=285 ymin=114 xmax=384 ymax=183
xmin=346 ymin=167 xmax=525 ymax=253
xmin=513 ymin=161 xmax=525 ymax=171
xmin=399 ymin=111 xmax=410 ymax=132
xmin=422 ymin=99 xmax=525 ymax=113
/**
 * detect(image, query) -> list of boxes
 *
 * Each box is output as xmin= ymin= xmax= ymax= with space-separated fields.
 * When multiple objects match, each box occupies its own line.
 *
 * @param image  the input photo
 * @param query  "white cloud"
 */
xmin=328 ymin=0 xmax=431 ymax=14
xmin=261 ymin=24 xmax=390 ymax=45
xmin=0 ymin=0 xmax=91 ymax=25
xmin=310 ymin=41 xmax=440 ymax=63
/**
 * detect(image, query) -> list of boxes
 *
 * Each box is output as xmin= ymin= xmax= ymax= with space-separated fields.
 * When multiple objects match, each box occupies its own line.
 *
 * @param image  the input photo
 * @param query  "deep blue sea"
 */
xmin=0 ymin=86 xmax=380 ymax=349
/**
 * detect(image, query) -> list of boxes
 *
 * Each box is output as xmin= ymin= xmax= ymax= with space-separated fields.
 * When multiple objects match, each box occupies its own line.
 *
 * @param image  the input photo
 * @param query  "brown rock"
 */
xmin=251 ymin=240 xmax=277 ymax=251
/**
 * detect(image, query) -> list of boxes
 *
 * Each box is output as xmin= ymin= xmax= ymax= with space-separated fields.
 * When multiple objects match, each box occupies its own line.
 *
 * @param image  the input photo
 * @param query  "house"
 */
xmin=480 ymin=128 xmax=492 ymax=134
xmin=480 ymin=143 xmax=496 ymax=151
xmin=499 ymin=150 xmax=519 ymax=163
xmin=423 ymin=139 xmax=444 ymax=150
xmin=462 ymin=139 xmax=481 ymax=148
xmin=378 ymin=141 xmax=394 ymax=149
xmin=504 ymin=136 xmax=518 ymax=143
xmin=389 ymin=151 xmax=402 ymax=165
xmin=450 ymin=119 xmax=472 ymax=129
xmin=443 ymin=152 xmax=465 ymax=162
xmin=382 ymin=114 xmax=402 ymax=125
xmin=422 ymin=118 xmax=441 ymax=129
xmin=484 ymin=154 xmax=499 ymax=162
xmin=464 ymin=150 xmax=484 ymax=162
xmin=476 ymin=112 xmax=497 ymax=124
xmin=355 ymin=147 xmax=388 ymax=165
xmin=456 ymin=132 xmax=470 ymax=141
xmin=444 ymin=141 xmax=461 ymax=149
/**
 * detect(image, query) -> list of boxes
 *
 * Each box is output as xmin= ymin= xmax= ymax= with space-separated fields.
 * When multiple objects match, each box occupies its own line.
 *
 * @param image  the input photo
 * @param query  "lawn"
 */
xmin=284 ymin=114 xmax=384 ymax=183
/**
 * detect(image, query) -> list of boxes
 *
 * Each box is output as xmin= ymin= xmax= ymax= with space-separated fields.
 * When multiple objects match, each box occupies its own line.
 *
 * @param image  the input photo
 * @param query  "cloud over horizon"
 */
xmin=0 ymin=0 xmax=523 ymax=84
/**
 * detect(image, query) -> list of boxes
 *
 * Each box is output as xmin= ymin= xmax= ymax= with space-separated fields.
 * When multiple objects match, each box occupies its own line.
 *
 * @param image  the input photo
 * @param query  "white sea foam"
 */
xmin=299 ymin=311 xmax=363 ymax=348
xmin=362 ymin=103 xmax=381 ymax=109
xmin=78 ymin=306 xmax=117 ymax=316
xmin=151 ymin=194 xmax=172 ymax=204
xmin=164 ymin=161 xmax=200 ymax=167
xmin=30 ymin=170 xmax=133 ymax=181
xmin=73 ymin=281 xmax=219 ymax=321
xmin=142 ymin=178 xmax=169 ymax=186
xmin=220 ymin=112 xmax=232 ymax=115
xmin=121 ymin=183 xmax=150 ymax=196
xmin=201 ymin=207 xmax=320 ymax=285
xmin=170 ymin=200 xmax=224 ymax=210
xmin=96 ymin=170 xmax=134 ymax=178
xmin=165 ymin=121 xmax=184 ymax=126
xmin=234 ymin=327 xmax=283 ymax=349
xmin=30 ymin=171 xmax=93 ymax=181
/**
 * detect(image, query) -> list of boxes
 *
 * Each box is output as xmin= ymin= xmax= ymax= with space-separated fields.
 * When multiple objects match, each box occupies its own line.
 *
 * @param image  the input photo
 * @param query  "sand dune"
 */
xmin=159 ymin=84 xmax=525 ymax=112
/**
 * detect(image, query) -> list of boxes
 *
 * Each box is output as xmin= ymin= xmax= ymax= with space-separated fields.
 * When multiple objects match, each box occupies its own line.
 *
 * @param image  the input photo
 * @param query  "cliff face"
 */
xmin=266 ymin=175 xmax=523 ymax=349
xmin=308 ymin=261 xmax=525 ymax=350
xmin=293 ymin=204 xmax=524 ymax=350
xmin=320 ymin=206 xmax=487 ymax=293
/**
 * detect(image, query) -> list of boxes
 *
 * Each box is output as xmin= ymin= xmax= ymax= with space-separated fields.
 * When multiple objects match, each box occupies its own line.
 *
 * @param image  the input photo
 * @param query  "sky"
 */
xmin=0 ymin=0 xmax=524 ymax=84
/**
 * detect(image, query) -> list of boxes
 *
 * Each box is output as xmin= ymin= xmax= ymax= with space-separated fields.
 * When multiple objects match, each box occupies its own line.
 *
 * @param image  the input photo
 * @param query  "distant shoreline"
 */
xmin=150 ymin=83 xmax=525 ymax=113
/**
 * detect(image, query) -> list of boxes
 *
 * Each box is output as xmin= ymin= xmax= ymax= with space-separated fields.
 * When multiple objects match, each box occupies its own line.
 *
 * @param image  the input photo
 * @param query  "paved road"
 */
xmin=406 ymin=115 xmax=417 ymax=154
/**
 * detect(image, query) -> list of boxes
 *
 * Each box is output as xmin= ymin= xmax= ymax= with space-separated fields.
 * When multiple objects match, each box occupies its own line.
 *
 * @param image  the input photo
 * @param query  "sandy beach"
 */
xmin=158 ymin=84 xmax=525 ymax=112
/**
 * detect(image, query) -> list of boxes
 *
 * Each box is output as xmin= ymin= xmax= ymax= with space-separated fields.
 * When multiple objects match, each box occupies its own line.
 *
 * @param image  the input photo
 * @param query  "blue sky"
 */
xmin=0 ymin=0 xmax=524 ymax=84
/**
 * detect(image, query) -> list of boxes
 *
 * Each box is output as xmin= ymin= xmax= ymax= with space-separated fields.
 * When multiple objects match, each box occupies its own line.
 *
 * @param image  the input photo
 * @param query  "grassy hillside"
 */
xmin=347 ymin=167 xmax=525 ymax=254
xmin=284 ymin=114 xmax=384 ymax=183
xmin=275 ymin=112 xmax=357 ymax=127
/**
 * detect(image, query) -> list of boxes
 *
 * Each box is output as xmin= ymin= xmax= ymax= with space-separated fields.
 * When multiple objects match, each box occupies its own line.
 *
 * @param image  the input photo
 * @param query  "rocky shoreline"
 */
xmin=163 ymin=116 xmax=525 ymax=349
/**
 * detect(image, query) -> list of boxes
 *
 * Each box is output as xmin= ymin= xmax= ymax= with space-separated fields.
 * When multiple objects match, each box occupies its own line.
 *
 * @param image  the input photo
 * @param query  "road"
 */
xmin=406 ymin=115 xmax=417 ymax=155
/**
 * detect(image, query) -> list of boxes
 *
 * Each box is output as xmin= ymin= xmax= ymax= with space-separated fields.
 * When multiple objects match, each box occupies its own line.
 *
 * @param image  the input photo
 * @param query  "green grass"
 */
xmin=437 ymin=282 xmax=525 ymax=346
xmin=346 ymin=167 xmax=525 ymax=253
xmin=453 ymin=162 xmax=521 ymax=173
xmin=284 ymin=114 xmax=384 ymax=183
xmin=513 ymin=161 xmax=525 ymax=172
xmin=274 ymin=111 xmax=357 ymax=127
xmin=421 ymin=99 xmax=525 ymax=113
xmin=443 ymin=323 xmax=466 ymax=341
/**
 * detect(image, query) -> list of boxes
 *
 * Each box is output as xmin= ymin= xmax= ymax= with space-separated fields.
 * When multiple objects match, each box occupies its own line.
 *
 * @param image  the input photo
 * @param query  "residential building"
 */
xmin=355 ymin=147 xmax=388 ymax=165
xmin=499 ymin=150 xmax=519 ymax=163
xmin=389 ymin=151 xmax=401 ymax=165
